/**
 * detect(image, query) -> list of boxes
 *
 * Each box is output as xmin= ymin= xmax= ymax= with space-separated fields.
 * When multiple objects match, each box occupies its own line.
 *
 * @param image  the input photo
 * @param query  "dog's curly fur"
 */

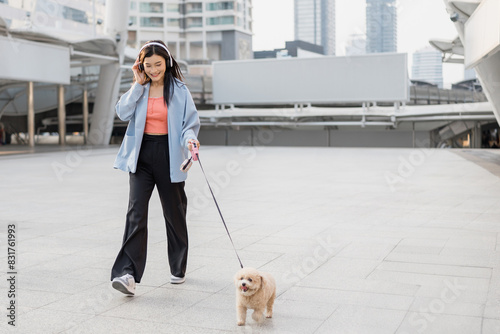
xmin=234 ymin=267 xmax=276 ymax=326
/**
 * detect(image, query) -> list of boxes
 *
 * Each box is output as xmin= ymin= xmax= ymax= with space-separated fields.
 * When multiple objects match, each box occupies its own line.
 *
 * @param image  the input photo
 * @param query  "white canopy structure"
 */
xmin=0 ymin=0 xmax=130 ymax=146
xmin=435 ymin=0 xmax=500 ymax=126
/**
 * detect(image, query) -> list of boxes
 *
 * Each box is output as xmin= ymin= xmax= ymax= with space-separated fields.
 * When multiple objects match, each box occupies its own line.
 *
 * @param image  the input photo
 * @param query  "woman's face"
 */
xmin=143 ymin=54 xmax=166 ymax=84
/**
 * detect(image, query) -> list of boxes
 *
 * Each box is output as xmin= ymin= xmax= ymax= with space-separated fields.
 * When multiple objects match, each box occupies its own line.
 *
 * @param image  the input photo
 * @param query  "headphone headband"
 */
xmin=139 ymin=42 xmax=173 ymax=65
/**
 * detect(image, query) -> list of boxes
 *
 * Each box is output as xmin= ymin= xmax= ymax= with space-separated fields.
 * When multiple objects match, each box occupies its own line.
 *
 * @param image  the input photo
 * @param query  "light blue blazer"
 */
xmin=113 ymin=79 xmax=200 ymax=182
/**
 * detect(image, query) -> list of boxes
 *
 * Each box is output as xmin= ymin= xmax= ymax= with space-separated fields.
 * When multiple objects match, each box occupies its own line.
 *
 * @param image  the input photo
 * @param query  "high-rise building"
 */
xmin=366 ymin=0 xmax=397 ymax=53
xmin=294 ymin=0 xmax=335 ymax=56
xmin=128 ymin=1 xmax=253 ymax=62
xmin=412 ymin=47 xmax=443 ymax=88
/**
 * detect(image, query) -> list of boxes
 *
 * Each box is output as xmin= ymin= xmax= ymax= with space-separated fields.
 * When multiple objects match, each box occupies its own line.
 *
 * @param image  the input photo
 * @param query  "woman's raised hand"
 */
xmin=132 ymin=56 xmax=147 ymax=85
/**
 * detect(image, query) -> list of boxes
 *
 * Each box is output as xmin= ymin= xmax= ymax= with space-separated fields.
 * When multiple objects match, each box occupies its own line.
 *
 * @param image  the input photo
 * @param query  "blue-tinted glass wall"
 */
xmin=294 ymin=0 xmax=335 ymax=55
xmin=366 ymin=0 xmax=397 ymax=53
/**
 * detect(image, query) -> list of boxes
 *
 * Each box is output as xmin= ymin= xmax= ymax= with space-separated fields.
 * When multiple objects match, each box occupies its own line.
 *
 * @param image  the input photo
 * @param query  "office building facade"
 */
xmin=366 ymin=0 xmax=397 ymax=53
xmin=412 ymin=47 xmax=443 ymax=88
xmin=0 ymin=0 xmax=106 ymax=38
xmin=294 ymin=0 xmax=335 ymax=55
xmin=128 ymin=0 xmax=253 ymax=62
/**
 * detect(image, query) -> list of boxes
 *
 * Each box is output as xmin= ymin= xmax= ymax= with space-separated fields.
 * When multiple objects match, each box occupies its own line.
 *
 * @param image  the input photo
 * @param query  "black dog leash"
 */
xmin=187 ymin=143 xmax=244 ymax=269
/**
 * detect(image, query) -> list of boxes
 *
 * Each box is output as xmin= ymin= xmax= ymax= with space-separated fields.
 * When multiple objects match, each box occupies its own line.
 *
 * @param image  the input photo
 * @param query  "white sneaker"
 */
xmin=170 ymin=275 xmax=186 ymax=284
xmin=112 ymin=274 xmax=136 ymax=295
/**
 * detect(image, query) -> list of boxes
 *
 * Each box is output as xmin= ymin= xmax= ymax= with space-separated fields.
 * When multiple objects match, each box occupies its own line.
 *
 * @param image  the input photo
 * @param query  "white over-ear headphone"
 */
xmin=139 ymin=42 xmax=173 ymax=67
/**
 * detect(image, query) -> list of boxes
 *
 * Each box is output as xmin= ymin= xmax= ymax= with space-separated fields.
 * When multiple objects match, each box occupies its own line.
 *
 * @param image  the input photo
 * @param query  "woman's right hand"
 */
xmin=132 ymin=56 xmax=147 ymax=85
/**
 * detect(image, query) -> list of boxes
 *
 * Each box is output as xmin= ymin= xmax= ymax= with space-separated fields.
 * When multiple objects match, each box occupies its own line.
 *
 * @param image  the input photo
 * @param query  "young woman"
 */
xmin=111 ymin=40 xmax=200 ymax=295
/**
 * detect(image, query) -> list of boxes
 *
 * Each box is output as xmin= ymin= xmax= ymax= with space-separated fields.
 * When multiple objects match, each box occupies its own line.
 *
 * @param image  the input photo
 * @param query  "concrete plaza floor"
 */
xmin=1 ymin=144 xmax=500 ymax=333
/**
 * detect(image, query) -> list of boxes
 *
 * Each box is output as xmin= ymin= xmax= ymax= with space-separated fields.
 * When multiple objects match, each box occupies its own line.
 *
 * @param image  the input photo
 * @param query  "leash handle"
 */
xmin=195 ymin=152 xmax=244 ymax=269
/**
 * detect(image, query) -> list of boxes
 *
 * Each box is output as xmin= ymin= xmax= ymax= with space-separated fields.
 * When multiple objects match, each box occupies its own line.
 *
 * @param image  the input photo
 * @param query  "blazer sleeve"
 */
xmin=181 ymin=86 xmax=201 ymax=149
xmin=115 ymin=82 xmax=145 ymax=121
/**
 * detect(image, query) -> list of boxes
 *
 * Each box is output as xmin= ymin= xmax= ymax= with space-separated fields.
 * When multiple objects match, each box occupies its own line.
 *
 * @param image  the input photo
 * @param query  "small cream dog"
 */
xmin=234 ymin=267 xmax=276 ymax=326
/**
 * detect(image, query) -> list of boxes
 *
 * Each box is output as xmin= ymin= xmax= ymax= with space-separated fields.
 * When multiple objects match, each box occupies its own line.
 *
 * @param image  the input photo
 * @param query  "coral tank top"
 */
xmin=144 ymin=97 xmax=168 ymax=134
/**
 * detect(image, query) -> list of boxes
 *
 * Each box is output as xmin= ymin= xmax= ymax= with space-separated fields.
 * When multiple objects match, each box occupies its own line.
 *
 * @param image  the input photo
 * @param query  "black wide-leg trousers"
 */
xmin=111 ymin=134 xmax=188 ymax=283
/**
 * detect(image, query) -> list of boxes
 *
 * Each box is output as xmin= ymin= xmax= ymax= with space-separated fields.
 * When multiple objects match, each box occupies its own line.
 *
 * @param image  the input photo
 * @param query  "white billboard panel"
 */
xmin=465 ymin=0 xmax=500 ymax=69
xmin=213 ymin=53 xmax=408 ymax=105
xmin=0 ymin=36 xmax=70 ymax=84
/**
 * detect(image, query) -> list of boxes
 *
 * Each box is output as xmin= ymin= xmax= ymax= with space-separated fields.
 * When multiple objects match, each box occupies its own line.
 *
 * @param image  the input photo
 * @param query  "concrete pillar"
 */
xmin=471 ymin=122 xmax=482 ymax=148
xmin=202 ymin=30 xmax=207 ymax=59
xmin=412 ymin=122 xmax=415 ymax=148
xmin=27 ymin=81 xmax=34 ymax=147
xmin=83 ymin=85 xmax=89 ymax=144
xmin=58 ymin=85 xmax=66 ymax=145
xmin=88 ymin=0 xmax=130 ymax=145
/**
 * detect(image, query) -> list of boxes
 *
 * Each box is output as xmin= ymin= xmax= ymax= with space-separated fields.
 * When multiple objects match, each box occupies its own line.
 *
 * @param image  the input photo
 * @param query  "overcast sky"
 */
xmin=252 ymin=0 xmax=464 ymax=87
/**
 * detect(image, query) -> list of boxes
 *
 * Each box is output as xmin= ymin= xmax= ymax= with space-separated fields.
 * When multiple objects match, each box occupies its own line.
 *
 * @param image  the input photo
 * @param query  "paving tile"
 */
xmin=17 ymin=289 xmax=70 ymax=309
xmin=101 ymin=287 xmax=211 ymax=322
xmin=396 ymin=313 xmax=482 ymax=334
xmin=44 ymin=282 xmax=155 ymax=315
xmin=384 ymin=252 xmax=494 ymax=267
xmin=368 ymin=269 xmax=490 ymax=291
xmin=1 ymin=146 xmax=500 ymax=333
xmin=18 ymin=273 xmax=103 ymax=294
xmin=444 ymin=236 xmax=497 ymax=250
xmin=271 ymin=298 xmax=338 ymax=321
xmin=409 ymin=296 xmax=484 ymax=317
xmin=335 ymin=241 xmax=397 ymax=260
xmin=305 ymin=257 xmax=381 ymax=280
xmin=61 ymin=315 xmax=230 ymax=334
xmin=14 ymin=308 xmax=94 ymax=334
xmin=482 ymin=318 xmax=500 ymax=334
xmin=168 ymin=304 xmax=324 ymax=333
xmin=279 ymin=286 xmax=413 ymax=312
xmin=376 ymin=261 xmax=492 ymax=279
xmin=315 ymin=305 xmax=407 ymax=334
xmin=299 ymin=277 xmax=419 ymax=296
xmin=415 ymin=285 xmax=488 ymax=305
xmin=483 ymin=303 xmax=500 ymax=320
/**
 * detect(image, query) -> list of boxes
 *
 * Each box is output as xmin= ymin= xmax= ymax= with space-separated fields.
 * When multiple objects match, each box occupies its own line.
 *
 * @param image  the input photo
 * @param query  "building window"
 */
xmin=206 ymin=1 xmax=234 ymax=11
xmin=140 ymin=2 xmax=163 ymax=13
xmin=128 ymin=31 xmax=137 ymax=48
xmin=187 ymin=17 xmax=202 ymax=28
xmin=167 ymin=4 xmax=180 ymax=12
xmin=221 ymin=15 xmax=235 ymax=24
xmin=206 ymin=15 xmax=234 ymax=25
xmin=63 ymin=6 xmax=89 ymax=24
xmin=187 ymin=3 xmax=202 ymax=13
xmin=130 ymin=1 xmax=136 ymax=11
xmin=167 ymin=18 xmax=180 ymax=28
xmin=129 ymin=16 xmax=137 ymax=26
xmin=140 ymin=16 xmax=164 ymax=27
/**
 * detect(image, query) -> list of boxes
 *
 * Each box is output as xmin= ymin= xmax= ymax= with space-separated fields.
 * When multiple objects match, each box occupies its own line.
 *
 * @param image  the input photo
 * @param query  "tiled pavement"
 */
xmin=0 ymin=145 xmax=500 ymax=333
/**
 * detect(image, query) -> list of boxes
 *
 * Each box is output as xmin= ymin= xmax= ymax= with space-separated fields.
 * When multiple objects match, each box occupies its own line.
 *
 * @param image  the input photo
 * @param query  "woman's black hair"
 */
xmin=139 ymin=40 xmax=184 ymax=106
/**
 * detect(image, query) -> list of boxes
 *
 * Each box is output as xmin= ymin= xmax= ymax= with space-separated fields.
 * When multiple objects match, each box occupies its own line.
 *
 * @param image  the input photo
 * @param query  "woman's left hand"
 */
xmin=188 ymin=139 xmax=200 ymax=151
